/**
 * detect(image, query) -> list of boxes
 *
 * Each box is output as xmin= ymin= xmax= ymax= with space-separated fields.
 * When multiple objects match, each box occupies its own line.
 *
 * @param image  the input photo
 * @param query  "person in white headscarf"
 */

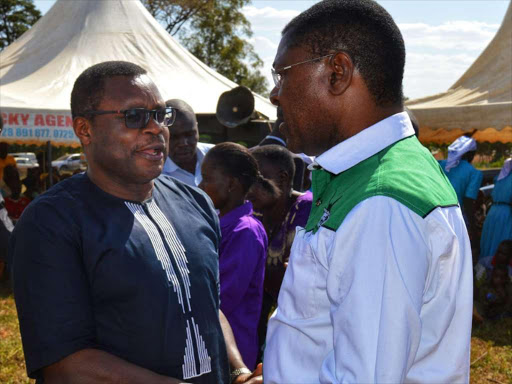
xmin=480 ymin=158 xmax=512 ymax=265
xmin=439 ymin=135 xmax=483 ymax=237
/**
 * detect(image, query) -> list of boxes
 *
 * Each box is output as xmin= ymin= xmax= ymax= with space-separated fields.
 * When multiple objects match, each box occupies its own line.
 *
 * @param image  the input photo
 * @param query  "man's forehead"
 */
xmin=273 ymin=34 xmax=306 ymax=68
xmin=102 ymin=74 xmax=163 ymax=104
xmin=169 ymin=117 xmax=198 ymax=135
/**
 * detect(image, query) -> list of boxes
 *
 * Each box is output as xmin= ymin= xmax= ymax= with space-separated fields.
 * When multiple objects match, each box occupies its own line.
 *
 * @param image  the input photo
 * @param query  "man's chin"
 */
xmin=172 ymin=153 xmax=194 ymax=164
xmin=140 ymin=167 xmax=163 ymax=183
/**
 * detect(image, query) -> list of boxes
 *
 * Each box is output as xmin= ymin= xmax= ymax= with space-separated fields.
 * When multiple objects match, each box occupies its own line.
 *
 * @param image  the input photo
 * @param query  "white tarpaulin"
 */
xmin=0 ymin=0 xmax=276 ymax=146
xmin=406 ymin=2 xmax=512 ymax=144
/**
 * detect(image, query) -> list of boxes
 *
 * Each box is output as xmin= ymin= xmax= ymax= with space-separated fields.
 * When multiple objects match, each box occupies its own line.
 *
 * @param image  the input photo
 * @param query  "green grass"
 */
xmin=470 ymin=318 xmax=512 ymax=384
xmin=0 ymin=281 xmax=33 ymax=384
xmin=1 ymin=280 xmax=511 ymax=383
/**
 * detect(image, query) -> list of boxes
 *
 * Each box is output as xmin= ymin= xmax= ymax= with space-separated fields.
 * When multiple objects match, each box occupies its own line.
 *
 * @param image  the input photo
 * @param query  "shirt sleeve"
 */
xmin=464 ymin=167 xmax=483 ymax=200
xmin=219 ymin=223 xmax=266 ymax=315
xmin=319 ymin=196 xmax=429 ymax=384
xmin=10 ymin=197 xmax=95 ymax=379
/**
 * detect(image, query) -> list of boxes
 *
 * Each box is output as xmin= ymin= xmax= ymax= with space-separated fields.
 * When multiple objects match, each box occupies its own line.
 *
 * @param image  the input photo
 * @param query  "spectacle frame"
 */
xmin=83 ymin=107 xmax=177 ymax=129
xmin=271 ymin=54 xmax=334 ymax=87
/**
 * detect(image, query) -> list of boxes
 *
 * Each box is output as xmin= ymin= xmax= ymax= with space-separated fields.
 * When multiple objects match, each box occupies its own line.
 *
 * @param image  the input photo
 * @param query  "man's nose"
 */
xmin=143 ymin=116 xmax=165 ymax=135
xmin=269 ymin=85 xmax=280 ymax=106
xmin=176 ymin=136 xmax=191 ymax=147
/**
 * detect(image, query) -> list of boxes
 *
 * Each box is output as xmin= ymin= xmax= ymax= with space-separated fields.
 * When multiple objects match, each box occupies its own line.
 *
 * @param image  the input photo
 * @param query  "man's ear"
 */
xmin=73 ymin=117 xmax=92 ymax=146
xmin=328 ymin=51 xmax=354 ymax=96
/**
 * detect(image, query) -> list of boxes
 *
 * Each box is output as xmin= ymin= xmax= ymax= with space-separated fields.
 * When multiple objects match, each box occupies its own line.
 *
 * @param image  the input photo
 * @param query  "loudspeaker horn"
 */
xmin=216 ymin=86 xmax=255 ymax=128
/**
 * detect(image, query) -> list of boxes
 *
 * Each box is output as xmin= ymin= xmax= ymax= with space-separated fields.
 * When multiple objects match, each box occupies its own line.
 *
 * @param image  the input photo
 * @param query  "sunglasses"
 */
xmin=83 ymin=107 xmax=177 ymax=129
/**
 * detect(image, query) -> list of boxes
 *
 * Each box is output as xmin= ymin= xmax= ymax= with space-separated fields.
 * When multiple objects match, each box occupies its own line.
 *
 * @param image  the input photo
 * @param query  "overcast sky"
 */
xmin=34 ymin=0 xmax=510 ymax=99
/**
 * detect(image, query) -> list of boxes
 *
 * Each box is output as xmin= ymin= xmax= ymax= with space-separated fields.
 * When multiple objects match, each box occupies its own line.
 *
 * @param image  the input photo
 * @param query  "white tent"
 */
xmin=406 ymin=1 xmax=512 ymax=144
xmin=0 ymin=0 xmax=276 ymax=147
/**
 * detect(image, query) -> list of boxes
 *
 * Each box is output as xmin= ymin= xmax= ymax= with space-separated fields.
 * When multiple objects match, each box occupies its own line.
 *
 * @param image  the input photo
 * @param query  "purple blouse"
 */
xmin=219 ymin=201 xmax=267 ymax=370
xmin=265 ymin=191 xmax=313 ymax=299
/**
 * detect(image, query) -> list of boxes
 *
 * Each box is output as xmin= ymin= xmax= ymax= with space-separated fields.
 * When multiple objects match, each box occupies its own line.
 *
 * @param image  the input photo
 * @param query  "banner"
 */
xmin=0 ymin=108 xmax=80 ymax=147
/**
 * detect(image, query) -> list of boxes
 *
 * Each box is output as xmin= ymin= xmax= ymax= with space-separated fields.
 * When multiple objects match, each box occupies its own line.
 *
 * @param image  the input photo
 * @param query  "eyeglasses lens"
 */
xmin=125 ymin=109 xmax=147 ymax=129
xmin=158 ymin=108 xmax=176 ymax=127
xmin=271 ymin=69 xmax=281 ymax=87
xmin=124 ymin=108 xmax=176 ymax=129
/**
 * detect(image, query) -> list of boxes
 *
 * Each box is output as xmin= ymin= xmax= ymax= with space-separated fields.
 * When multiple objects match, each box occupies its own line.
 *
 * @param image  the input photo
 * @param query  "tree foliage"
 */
xmin=142 ymin=0 xmax=210 ymax=36
xmin=0 ymin=0 xmax=41 ymax=50
xmin=143 ymin=0 xmax=268 ymax=95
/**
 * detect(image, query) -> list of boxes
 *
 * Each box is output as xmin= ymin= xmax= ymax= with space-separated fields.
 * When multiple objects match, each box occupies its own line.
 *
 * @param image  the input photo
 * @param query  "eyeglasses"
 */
xmin=83 ymin=107 xmax=177 ymax=129
xmin=271 ymin=54 xmax=334 ymax=87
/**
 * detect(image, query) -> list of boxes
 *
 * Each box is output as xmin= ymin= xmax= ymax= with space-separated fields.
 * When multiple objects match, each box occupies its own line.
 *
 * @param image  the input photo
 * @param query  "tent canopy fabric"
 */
xmin=0 ymin=0 xmax=276 ymax=123
xmin=406 ymin=2 xmax=512 ymax=144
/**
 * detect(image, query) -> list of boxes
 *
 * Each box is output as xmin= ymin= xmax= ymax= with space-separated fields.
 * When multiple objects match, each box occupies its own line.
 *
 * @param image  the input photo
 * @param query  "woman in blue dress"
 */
xmin=480 ymin=158 xmax=512 ymax=265
xmin=439 ymin=136 xmax=482 ymax=239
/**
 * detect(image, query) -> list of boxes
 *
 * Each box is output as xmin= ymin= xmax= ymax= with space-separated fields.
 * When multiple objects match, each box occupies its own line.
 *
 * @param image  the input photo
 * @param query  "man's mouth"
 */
xmin=175 ymin=150 xmax=193 ymax=156
xmin=137 ymin=143 xmax=165 ymax=161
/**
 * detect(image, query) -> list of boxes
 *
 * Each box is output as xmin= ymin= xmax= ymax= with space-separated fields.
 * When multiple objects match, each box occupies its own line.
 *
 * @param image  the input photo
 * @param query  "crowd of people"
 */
xmin=0 ymin=0 xmax=511 ymax=383
xmin=437 ymin=135 xmax=512 ymax=321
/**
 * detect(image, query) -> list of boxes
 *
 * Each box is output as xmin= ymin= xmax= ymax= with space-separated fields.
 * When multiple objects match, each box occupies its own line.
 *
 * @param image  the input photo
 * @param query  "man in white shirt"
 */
xmin=263 ymin=1 xmax=473 ymax=383
xmin=162 ymin=99 xmax=213 ymax=186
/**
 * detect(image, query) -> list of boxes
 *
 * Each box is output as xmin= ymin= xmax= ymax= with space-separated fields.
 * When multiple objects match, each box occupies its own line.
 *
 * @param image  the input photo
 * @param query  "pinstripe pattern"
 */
xmin=147 ymin=200 xmax=193 ymax=311
xmin=125 ymin=201 xmax=212 ymax=379
xmin=192 ymin=317 xmax=212 ymax=375
xmin=125 ymin=202 xmax=185 ymax=312
xmin=183 ymin=320 xmax=198 ymax=379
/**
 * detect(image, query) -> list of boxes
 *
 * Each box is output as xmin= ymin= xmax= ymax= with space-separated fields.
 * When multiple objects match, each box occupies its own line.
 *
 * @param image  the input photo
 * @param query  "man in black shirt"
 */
xmin=10 ymin=61 xmax=260 ymax=384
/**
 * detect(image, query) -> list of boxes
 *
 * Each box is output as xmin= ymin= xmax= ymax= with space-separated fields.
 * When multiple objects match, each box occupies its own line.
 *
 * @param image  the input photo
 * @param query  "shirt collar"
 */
xmin=265 ymin=135 xmax=287 ymax=146
xmin=314 ymin=112 xmax=414 ymax=175
xmin=220 ymin=201 xmax=253 ymax=228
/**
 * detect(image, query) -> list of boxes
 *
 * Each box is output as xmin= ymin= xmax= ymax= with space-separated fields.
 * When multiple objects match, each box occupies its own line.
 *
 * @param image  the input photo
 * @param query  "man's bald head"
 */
xmin=165 ymin=99 xmax=199 ymax=170
xmin=166 ymin=99 xmax=197 ymax=129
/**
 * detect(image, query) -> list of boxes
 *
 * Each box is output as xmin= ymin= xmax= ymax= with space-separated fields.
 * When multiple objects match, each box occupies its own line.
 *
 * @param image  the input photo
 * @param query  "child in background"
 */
xmin=475 ymin=240 xmax=512 ymax=291
xmin=490 ymin=239 xmax=512 ymax=279
xmin=248 ymin=145 xmax=313 ymax=359
xmin=3 ymin=165 xmax=31 ymax=223
xmin=199 ymin=142 xmax=268 ymax=370
xmin=476 ymin=265 xmax=512 ymax=320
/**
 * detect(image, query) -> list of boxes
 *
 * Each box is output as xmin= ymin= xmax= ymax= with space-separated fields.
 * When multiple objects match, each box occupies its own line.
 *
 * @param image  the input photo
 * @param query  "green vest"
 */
xmin=305 ymin=136 xmax=458 ymax=233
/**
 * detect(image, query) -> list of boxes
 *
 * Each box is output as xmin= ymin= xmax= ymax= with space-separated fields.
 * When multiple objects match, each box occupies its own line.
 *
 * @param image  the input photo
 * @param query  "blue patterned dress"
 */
xmin=480 ymin=172 xmax=512 ymax=260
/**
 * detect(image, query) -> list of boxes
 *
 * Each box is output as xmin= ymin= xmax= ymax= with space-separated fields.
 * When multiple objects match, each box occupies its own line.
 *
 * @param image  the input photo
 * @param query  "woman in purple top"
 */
xmin=248 ymin=145 xmax=313 ymax=357
xmin=199 ymin=142 xmax=268 ymax=371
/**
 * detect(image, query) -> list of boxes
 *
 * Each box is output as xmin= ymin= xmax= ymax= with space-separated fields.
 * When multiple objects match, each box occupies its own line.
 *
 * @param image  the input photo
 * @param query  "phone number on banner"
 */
xmin=1 ymin=128 xmax=76 ymax=140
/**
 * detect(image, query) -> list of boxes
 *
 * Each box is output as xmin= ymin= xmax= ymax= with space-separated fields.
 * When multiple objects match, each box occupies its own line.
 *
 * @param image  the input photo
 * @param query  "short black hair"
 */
xmin=282 ymin=0 xmax=405 ymax=106
xmin=165 ymin=99 xmax=197 ymax=126
xmin=205 ymin=142 xmax=261 ymax=194
xmin=252 ymin=145 xmax=296 ymax=182
xmin=70 ymin=61 xmax=147 ymax=119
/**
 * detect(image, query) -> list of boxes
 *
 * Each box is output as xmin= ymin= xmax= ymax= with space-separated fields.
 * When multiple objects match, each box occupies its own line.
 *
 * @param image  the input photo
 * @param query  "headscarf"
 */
xmin=497 ymin=158 xmax=512 ymax=181
xmin=445 ymin=136 xmax=477 ymax=172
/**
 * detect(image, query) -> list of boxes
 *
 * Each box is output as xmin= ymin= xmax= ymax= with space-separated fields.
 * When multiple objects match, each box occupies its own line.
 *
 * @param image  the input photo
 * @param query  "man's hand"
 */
xmin=232 ymin=363 xmax=263 ymax=384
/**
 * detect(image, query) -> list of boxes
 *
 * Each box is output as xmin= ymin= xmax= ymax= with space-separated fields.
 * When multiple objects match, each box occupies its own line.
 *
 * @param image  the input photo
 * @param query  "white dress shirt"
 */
xmin=162 ymin=142 xmax=214 ymax=187
xmin=263 ymin=113 xmax=473 ymax=383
